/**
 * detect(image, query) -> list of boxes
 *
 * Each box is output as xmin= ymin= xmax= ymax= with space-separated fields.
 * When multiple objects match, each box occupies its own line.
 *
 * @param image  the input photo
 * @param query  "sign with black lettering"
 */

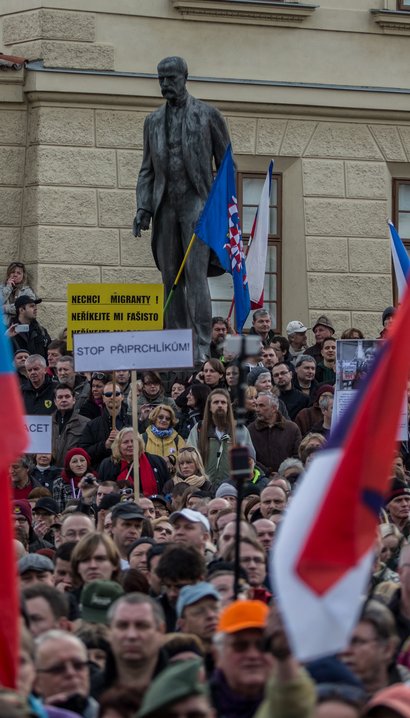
xmin=24 ymin=415 xmax=52 ymax=454
xmin=66 ymin=283 xmax=164 ymax=349
xmin=73 ymin=329 xmax=193 ymax=372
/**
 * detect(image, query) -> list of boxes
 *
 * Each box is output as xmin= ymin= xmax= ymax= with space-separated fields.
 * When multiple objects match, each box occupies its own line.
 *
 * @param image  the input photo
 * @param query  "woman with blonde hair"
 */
xmin=142 ymin=404 xmax=185 ymax=458
xmin=98 ymin=427 xmax=170 ymax=495
xmin=162 ymin=446 xmax=212 ymax=495
xmin=0 ymin=261 xmax=36 ymax=319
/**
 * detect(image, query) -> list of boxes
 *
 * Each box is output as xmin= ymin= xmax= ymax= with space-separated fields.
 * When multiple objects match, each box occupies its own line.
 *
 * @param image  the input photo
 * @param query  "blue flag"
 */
xmin=195 ymin=144 xmax=251 ymax=332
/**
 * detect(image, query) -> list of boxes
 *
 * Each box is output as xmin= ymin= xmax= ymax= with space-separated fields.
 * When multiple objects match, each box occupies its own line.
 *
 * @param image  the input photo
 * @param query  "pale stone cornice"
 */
xmin=371 ymin=9 xmax=410 ymax=35
xmin=171 ymin=0 xmax=318 ymax=26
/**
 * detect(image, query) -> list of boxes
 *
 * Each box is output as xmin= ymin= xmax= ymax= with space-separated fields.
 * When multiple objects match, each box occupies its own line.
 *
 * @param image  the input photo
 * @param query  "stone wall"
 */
xmin=20 ymin=104 xmax=161 ymax=335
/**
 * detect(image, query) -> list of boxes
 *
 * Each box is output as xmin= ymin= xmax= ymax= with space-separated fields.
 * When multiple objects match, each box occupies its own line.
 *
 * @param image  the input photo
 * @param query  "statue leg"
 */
xmin=179 ymin=195 xmax=212 ymax=364
xmin=154 ymin=201 xmax=192 ymax=331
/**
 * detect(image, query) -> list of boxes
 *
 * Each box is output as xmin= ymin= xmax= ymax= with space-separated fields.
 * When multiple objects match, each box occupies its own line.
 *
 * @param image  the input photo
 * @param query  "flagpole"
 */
xmin=163 ymin=232 xmax=196 ymax=316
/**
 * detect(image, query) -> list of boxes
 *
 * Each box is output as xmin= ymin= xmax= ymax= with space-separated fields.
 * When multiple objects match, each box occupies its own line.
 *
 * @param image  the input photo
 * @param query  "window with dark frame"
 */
xmin=392 ymin=178 xmax=410 ymax=301
xmin=398 ymin=0 xmax=410 ymax=9
xmin=208 ymin=171 xmax=282 ymax=332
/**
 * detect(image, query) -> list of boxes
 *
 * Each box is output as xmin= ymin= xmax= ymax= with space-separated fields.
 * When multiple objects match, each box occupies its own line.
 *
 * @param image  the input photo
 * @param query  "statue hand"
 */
xmin=133 ymin=209 xmax=152 ymax=237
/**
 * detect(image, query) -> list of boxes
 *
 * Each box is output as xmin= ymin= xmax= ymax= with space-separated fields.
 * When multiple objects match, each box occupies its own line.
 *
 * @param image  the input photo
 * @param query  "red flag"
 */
xmin=273 ymin=281 xmax=410 ymax=661
xmin=0 ymin=314 xmax=28 ymax=687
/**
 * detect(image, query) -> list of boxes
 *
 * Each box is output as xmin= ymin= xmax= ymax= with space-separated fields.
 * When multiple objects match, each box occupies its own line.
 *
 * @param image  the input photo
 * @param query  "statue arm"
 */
xmin=210 ymin=107 xmax=232 ymax=170
xmin=133 ymin=116 xmax=155 ymax=237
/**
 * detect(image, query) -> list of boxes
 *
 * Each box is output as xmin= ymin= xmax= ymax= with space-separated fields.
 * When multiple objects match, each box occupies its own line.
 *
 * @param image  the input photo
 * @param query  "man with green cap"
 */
xmin=137 ymin=658 xmax=213 ymax=718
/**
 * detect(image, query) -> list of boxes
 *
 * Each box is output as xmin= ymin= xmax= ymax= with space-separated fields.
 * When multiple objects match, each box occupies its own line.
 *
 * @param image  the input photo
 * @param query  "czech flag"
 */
xmin=273 ymin=279 xmax=410 ymax=662
xmin=388 ymin=220 xmax=410 ymax=301
xmin=0 ymin=310 xmax=28 ymax=687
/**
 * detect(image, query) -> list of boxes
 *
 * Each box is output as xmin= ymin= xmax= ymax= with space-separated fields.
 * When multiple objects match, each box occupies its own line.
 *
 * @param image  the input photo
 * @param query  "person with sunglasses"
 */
xmin=0 ymin=261 xmax=36 ymax=319
xmin=78 ymin=382 xmax=131 ymax=470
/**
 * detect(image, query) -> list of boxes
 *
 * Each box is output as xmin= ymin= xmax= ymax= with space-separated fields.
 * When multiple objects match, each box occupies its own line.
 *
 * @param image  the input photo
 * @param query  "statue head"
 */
xmin=157 ymin=56 xmax=188 ymax=104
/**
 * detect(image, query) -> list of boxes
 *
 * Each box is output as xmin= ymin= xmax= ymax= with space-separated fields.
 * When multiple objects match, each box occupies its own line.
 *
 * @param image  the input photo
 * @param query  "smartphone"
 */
xmin=15 ymin=324 xmax=29 ymax=333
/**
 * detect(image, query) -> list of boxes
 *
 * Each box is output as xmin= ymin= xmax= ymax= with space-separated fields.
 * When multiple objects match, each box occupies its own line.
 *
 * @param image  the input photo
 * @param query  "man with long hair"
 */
xmin=186 ymin=389 xmax=254 ymax=488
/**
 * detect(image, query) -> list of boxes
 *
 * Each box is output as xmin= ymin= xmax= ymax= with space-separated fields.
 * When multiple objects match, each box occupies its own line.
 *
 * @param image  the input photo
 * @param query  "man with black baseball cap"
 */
xmin=111 ymin=502 xmax=145 ymax=568
xmin=32 ymin=497 xmax=60 ymax=545
xmin=9 ymin=294 xmax=51 ymax=358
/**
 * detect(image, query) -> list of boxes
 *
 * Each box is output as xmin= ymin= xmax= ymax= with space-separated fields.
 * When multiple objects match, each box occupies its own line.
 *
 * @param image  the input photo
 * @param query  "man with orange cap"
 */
xmin=211 ymin=600 xmax=315 ymax=718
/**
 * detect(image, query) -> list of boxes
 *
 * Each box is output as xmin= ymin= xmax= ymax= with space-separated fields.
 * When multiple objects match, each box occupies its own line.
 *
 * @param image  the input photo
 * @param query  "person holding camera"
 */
xmin=7 ymin=294 xmax=51 ymax=359
xmin=52 ymin=448 xmax=97 ymax=512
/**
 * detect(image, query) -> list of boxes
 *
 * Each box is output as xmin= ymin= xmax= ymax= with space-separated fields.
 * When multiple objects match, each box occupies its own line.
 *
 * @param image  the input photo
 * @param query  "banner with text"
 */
xmin=24 ymin=416 xmax=52 ymax=454
xmin=73 ymin=329 xmax=194 ymax=372
xmin=66 ymin=283 xmax=164 ymax=349
xmin=334 ymin=339 xmax=408 ymax=440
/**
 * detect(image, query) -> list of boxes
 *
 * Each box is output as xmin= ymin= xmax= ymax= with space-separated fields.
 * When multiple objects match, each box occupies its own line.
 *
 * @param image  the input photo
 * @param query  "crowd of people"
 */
xmin=2 ymin=260 xmax=410 ymax=718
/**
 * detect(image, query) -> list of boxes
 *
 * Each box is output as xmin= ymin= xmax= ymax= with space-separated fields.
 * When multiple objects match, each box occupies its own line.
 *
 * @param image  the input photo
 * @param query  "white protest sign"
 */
xmin=24 ymin=416 xmax=52 ymax=454
xmin=73 ymin=329 xmax=194 ymax=372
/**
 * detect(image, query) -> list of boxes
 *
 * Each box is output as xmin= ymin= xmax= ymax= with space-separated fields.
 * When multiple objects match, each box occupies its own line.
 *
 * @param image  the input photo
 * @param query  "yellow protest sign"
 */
xmin=66 ymin=283 xmax=164 ymax=349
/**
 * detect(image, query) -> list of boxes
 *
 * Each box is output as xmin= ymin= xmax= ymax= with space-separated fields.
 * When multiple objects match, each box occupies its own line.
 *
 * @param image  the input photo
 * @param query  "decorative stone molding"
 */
xmin=171 ymin=0 xmax=318 ymax=26
xmin=371 ymin=9 xmax=410 ymax=35
xmin=3 ymin=9 xmax=114 ymax=70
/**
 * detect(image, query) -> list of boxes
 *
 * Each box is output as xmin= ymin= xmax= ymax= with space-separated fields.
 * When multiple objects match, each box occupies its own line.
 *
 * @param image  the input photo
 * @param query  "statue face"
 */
xmin=158 ymin=61 xmax=187 ymax=103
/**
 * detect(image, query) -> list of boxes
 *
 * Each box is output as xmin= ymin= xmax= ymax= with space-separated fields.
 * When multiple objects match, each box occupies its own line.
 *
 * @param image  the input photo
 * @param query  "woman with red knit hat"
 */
xmin=52 ymin=447 xmax=96 ymax=511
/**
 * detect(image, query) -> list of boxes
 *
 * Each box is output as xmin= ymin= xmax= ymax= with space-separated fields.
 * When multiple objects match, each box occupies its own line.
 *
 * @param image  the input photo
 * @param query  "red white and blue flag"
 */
xmin=273 ymin=280 xmax=410 ymax=661
xmin=0 ymin=310 xmax=28 ymax=687
xmin=388 ymin=219 xmax=410 ymax=300
xmin=195 ymin=144 xmax=250 ymax=332
xmin=246 ymin=161 xmax=273 ymax=309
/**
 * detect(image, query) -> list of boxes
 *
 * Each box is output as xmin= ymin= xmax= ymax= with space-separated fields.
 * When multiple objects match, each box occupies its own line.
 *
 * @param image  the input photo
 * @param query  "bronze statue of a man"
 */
xmin=133 ymin=56 xmax=230 ymax=363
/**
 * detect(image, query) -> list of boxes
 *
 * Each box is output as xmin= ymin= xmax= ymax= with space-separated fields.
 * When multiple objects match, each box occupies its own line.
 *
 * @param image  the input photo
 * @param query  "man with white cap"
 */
xmin=169 ymin=507 xmax=211 ymax=555
xmin=286 ymin=320 xmax=308 ymax=364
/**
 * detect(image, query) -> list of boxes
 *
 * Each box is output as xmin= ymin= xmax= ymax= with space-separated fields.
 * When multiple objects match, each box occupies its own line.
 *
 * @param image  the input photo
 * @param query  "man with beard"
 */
xmin=187 ymin=389 xmax=254 ymax=487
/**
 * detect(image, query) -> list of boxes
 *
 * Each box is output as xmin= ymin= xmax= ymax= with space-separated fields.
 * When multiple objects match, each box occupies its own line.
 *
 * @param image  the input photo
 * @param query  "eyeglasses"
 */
xmin=144 ymin=380 xmax=160 ymax=386
xmin=157 ymin=414 xmax=171 ymax=421
xmin=103 ymin=391 xmax=122 ymax=397
xmin=228 ymin=637 xmax=265 ymax=653
xmin=241 ymin=556 xmax=265 ymax=565
xmin=37 ymin=659 xmax=89 ymax=675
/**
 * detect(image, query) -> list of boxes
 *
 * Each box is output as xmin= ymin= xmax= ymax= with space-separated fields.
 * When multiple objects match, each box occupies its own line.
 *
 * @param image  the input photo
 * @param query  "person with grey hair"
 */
xmin=277 ymin=457 xmax=304 ymax=486
xmin=293 ymin=354 xmax=318 ymax=403
xmin=247 ymin=391 xmax=302 ymax=475
xmin=310 ymin=392 xmax=334 ymax=439
xmin=133 ymin=56 xmax=231 ymax=364
xmin=34 ymin=629 xmax=99 ymax=716
xmin=22 ymin=353 xmax=55 ymax=415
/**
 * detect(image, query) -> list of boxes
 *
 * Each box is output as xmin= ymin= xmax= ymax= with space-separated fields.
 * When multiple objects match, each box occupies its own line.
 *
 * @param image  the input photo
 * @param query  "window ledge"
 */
xmin=171 ymin=0 xmax=318 ymax=26
xmin=371 ymin=9 xmax=410 ymax=35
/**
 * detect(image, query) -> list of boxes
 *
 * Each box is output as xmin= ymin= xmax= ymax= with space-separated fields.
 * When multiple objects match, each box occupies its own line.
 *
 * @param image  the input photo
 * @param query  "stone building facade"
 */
xmin=1 ymin=0 xmax=410 ymax=339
